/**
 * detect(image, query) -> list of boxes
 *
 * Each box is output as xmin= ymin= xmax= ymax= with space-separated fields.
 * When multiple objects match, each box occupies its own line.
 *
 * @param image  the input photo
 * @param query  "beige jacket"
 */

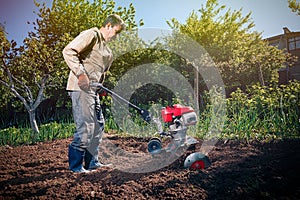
xmin=63 ymin=27 xmax=113 ymax=91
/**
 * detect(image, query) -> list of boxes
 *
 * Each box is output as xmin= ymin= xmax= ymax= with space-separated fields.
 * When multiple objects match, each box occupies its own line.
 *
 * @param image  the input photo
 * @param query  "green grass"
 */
xmin=1 ymin=81 xmax=299 ymax=146
xmin=0 ymin=122 xmax=75 ymax=146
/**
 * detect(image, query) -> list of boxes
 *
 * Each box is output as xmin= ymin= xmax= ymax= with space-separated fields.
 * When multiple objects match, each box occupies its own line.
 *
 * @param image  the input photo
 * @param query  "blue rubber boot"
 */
xmin=68 ymin=145 xmax=90 ymax=173
xmin=84 ymin=148 xmax=112 ymax=170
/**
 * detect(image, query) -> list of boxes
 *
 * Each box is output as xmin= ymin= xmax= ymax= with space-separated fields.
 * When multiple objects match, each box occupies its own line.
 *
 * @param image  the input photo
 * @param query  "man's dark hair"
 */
xmin=102 ymin=14 xmax=126 ymax=31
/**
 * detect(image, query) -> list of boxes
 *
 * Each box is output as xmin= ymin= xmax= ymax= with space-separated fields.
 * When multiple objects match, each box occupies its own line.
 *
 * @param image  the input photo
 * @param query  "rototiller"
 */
xmin=91 ymin=83 xmax=211 ymax=170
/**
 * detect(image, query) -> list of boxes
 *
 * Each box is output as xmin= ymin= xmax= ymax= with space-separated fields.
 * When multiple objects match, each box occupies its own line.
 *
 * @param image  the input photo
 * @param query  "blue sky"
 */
xmin=0 ymin=0 xmax=299 ymax=44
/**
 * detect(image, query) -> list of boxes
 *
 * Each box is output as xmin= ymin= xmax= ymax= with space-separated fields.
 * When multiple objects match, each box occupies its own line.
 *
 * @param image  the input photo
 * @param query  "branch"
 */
xmin=0 ymin=78 xmax=9 ymax=88
xmin=1 ymin=55 xmax=30 ymax=111
xmin=2 ymin=55 xmax=35 ymax=105
xmin=1 ymin=56 xmax=14 ymax=87
xmin=34 ymin=73 xmax=41 ymax=88
xmin=0 ymin=78 xmax=31 ymax=111
xmin=11 ymin=75 xmax=34 ymax=103
xmin=32 ymin=74 xmax=49 ymax=110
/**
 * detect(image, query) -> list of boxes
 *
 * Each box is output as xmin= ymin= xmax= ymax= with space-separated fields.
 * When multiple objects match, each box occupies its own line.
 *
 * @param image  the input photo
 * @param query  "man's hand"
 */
xmin=78 ymin=74 xmax=89 ymax=90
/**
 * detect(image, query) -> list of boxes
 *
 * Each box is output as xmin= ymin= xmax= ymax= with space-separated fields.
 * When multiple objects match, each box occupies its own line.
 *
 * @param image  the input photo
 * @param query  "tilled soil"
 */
xmin=0 ymin=134 xmax=300 ymax=200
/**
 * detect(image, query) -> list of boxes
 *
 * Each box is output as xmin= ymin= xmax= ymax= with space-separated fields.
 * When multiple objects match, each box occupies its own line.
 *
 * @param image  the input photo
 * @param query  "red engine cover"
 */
xmin=161 ymin=104 xmax=195 ymax=123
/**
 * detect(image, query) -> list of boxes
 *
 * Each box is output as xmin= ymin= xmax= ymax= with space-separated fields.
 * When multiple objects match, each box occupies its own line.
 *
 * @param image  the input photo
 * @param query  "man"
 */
xmin=63 ymin=14 xmax=125 ymax=173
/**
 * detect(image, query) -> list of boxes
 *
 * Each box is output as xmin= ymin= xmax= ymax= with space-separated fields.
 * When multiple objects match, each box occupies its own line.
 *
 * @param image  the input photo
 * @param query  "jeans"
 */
xmin=68 ymin=89 xmax=105 ymax=152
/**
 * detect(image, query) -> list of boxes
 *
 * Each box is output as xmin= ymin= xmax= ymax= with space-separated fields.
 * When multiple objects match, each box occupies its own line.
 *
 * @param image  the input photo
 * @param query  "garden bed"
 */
xmin=0 ymin=133 xmax=300 ymax=199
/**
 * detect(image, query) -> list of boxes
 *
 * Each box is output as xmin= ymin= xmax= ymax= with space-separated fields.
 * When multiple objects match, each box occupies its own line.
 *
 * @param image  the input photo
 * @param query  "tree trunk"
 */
xmin=28 ymin=109 xmax=39 ymax=142
xmin=257 ymin=63 xmax=265 ymax=86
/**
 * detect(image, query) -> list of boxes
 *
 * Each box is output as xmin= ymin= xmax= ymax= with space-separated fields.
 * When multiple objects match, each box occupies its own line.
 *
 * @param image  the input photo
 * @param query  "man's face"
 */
xmin=105 ymin=24 xmax=122 ymax=41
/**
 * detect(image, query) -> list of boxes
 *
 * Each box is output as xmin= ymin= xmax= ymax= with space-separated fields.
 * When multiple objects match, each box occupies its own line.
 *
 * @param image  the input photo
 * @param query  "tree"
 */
xmin=0 ymin=24 xmax=50 ymax=137
xmin=167 ymin=0 xmax=290 ymax=92
xmin=288 ymin=0 xmax=300 ymax=15
xmin=0 ymin=0 xmax=142 ymax=136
